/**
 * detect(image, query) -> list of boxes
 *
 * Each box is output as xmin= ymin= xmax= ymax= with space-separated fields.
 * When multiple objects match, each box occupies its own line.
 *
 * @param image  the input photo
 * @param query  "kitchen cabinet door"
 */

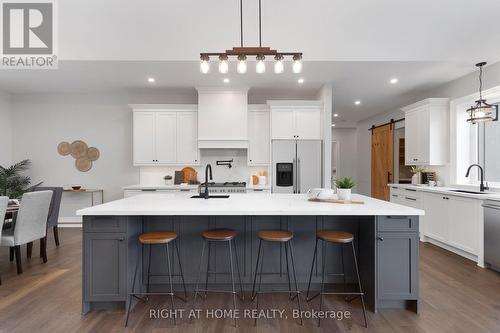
xmin=271 ymin=109 xmax=295 ymax=139
xmin=404 ymin=110 xmax=420 ymax=165
xmin=294 ymin=109 xmax=321 ymax=139
xmin=417 ymin=107 xmax=430 ymax=164
xmin=377 ymin=232 xmax=418 ymax=300
xmin=423 ymin=193 xmax=449 ymax=243
xmin=83 ymin=232 xmax=127 ymax=301
xmin=248 ymin=110 xmax=270 ymax=165
xmin=176 ymin=111 xmax=199 ymax=164
xmin=133 ymin=112 xmax=156 ymax=165
xmin=155 ymin=112 xmax=177 ymax=164
xmin=448 ymin=196 xmax=479 ymax=255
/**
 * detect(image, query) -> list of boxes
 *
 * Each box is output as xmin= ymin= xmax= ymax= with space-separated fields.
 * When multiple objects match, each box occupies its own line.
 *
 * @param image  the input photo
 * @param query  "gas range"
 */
xmin=199 ymin=182 xmax=247 ymax=194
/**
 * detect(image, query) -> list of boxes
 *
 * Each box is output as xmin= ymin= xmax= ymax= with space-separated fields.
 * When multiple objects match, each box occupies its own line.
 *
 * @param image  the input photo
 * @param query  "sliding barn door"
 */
xmin=371 ymin=124 xmax=394 ymax=201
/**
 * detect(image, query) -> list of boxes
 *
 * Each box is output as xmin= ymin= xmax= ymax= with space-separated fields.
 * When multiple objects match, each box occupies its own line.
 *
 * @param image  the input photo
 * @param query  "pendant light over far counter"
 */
xmin=466 ymin=62 xmax=499 ymax=124
xmin=199 ymin=0 xmax=302 ymax=75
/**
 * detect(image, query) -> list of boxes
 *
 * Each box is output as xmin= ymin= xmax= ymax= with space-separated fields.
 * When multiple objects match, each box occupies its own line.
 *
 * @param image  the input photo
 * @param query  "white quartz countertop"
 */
xmin=77 ymin=193 xmax=424 ymax=216
xmin=123 ymin=184 xmax=271 ymax=190
xmin=388 ymin=184 xmax=500 ymax=201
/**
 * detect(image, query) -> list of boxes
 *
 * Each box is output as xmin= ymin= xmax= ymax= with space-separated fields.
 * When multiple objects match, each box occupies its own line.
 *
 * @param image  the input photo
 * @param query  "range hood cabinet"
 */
xmin=197 ymin=88 xmax=249 ymax=149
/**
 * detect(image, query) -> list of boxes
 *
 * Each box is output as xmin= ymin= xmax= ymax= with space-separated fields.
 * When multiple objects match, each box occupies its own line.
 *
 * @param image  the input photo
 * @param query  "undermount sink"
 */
xmin=449 ymin=189 xmax=489 ymax=195
xmin=190 ymin=195 xmax=230 ymax=199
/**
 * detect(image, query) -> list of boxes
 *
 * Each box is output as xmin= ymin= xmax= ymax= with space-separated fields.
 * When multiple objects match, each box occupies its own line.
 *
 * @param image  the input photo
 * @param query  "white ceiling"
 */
xmin=57 ymin=0 xmax=500 ymax=61
xmin=0 ymin=61 xmax=479 ymax=122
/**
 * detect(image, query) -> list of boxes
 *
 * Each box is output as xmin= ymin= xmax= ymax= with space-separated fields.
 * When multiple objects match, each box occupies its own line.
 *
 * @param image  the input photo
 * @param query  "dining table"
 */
xmin=4 ymin=204 xmax=20 ymax=222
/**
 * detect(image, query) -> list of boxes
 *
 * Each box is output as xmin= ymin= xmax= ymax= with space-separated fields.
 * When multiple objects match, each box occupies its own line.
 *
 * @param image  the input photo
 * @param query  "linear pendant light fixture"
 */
xmin=466 ymin=62 xmax=499 ymax=124
xmin=200 ymin=0 xmax=303 ymax=74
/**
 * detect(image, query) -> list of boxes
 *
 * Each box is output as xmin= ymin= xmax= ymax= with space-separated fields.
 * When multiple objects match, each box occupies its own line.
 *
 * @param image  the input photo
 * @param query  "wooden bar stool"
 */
xmin=251 ymin=230 xmax=303 ymax=326
xmin=306 ymin=230 xmax=367 ymax=327
xmin=193 ymin=229 xmax=244 ymax=327
xmin=125 ymin=231 xmax=187 ymax=327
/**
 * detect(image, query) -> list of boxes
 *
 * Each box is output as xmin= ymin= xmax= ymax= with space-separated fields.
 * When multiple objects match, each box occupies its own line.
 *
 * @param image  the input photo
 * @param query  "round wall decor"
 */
xmin=75 ymin=157 xmax=92 ymax=172
xmin=58 ymin=139 xmax=100 ymax=172
xmin=70 ymin=140 xmax=88 ymax=159
xmin=57 ymin=141 xmax=71 ymax=156
xmin=86 ymin=147 xmax=100 ymax=161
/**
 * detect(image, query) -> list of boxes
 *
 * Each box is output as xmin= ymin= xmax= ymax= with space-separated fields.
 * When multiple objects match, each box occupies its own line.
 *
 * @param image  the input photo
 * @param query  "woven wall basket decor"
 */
xmin=58 ymin=140 xmax=100 ymax=172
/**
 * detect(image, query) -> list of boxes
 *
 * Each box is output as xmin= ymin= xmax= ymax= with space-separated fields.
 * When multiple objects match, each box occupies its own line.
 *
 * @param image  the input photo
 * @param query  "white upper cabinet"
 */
xmin=269 ymin=101 xmax=322 ymax=140
xmin=402 ymin=98 xmax=448 ymax=165
xmin=133 ymin=112 xmax=156 ymax=164
xmin=131 ymin=105 xmax=199 ymax=166
xmin=176 ymin=111 xmax=199 ymax=164
xmin=248 ymin=106 xmax=270 ymax=165
xmin=155 ymin=112 xmax=177 ymax=164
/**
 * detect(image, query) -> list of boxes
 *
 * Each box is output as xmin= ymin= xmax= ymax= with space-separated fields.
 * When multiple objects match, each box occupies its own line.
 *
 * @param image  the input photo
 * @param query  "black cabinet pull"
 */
xmin=377 ymin=237 xmax=384 ymax=241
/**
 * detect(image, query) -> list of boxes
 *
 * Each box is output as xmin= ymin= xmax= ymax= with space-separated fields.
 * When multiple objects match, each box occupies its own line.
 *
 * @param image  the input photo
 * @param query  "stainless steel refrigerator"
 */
xmin=272 ymin=140 xmax=322 ymax=193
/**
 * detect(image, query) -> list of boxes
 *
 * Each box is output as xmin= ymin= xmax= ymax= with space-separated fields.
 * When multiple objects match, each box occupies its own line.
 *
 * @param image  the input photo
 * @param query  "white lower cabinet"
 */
xmin=422 ymin=192 xmax=480 ymax=256
xmin=390 ymin=186 xmax=482 ymax=264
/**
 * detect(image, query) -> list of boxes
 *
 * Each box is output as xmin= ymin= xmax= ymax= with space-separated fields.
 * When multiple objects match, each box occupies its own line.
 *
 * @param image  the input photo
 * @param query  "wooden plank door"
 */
xmin=371 ymin=124 xmax=394 ymax=200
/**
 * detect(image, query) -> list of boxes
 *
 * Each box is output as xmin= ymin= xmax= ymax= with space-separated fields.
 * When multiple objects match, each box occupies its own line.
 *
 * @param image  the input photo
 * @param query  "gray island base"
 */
xmin=78 ymin=193 xmax=422 ymax=316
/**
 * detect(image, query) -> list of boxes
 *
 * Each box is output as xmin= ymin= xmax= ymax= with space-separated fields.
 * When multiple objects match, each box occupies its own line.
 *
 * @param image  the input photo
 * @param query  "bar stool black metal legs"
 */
xmin=193 ymin=229 xmax=244 ymax=327
xmin=125 ymin=231 xmax=187 ymax=327
xmin=251 ymin=230 xmax=303 ymax=326
xmin=306 ymin=230 xmax=367 ymax=328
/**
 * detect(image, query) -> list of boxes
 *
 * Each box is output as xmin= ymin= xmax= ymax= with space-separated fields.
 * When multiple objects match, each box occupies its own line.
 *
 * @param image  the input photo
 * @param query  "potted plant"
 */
xmin=335 ymin=177 xmax=355 ymax=201
xmin=410 ymin=166 xmax=427 ymax=185
xmin=0 ymin=159 xmax=42 ymax=198
xmin=163 ymin=175 xmax=173 ymax=185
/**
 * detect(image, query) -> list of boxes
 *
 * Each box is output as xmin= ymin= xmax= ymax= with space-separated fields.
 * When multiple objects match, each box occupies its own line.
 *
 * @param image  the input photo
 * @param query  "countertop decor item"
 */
xmin=466 ymin=62 xmax=499 ymax=124
xmin=0 ymin=159 xmax=42 ymax=198
xmin=58 ymin=140 xmax=101 ymax=172
xmin=410 ymin=166 xmax=427 ymax=185
xmin=307 ymin=188 xmax=335 ymax=200
xmin=335 ymin=177 xmax=355 ymax=201
xmin=199 ymin=0 xmax=302 ymax=75
xmin=71 ymin=185 xmax=82 ymax=190
xmin=181 ymin=167 xmax=197 ymax=183
xmin=163 ymin=175 xmax=173 ymax=185
xmin=308 ymin=198 xmax=364 ymax=204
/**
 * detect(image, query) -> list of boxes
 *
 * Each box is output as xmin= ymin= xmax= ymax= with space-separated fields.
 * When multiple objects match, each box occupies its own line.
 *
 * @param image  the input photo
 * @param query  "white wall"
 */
xmin=0 ymin=91 xmax=12 ymax=167
xmin=331 ymin=128 xmax=357 ymax=187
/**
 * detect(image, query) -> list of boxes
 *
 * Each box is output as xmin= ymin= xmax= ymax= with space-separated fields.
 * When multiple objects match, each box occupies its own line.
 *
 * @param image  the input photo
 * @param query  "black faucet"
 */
xmin=204 ymin=164 xmax=213 ymax=199
xmin=465 ymin=164 xmax=489 ymax=192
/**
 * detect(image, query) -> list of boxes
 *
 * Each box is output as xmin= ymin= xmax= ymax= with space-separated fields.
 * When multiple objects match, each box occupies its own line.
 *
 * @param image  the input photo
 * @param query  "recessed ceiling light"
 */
xmin=331 ymin=123 xmax=336 ymax=127
xmin=354 ymin=100 xmax=361 ymax=105
xmin=298 ymin=78 xmax=304 ymax=84
xmin=333 ymin=113 xmax=339 ymax=117
xmin=223 ymin=78 xmax=230 ymax=83
xmin=147 ymin=77 xmax=155 ymax=83
xmin=390 ymin=78 xmax=399 ymax=84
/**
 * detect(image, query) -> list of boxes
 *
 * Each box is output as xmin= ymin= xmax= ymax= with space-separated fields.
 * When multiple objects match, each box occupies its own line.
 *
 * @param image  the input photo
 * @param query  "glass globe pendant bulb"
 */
xmin=292 ymin=54 xmax=303 ymax=74
xmin=237 ymin=55 xmax=247 ymax=74
xmin=256 ymin=55 xmax=266 ymax=74
xmin=200 ymin=55 xmax=210 ymax=74
xmin=218 ymin=55 xmax=229 ymax=74
xmin=274 ymin=55 xmax=284 ymax=74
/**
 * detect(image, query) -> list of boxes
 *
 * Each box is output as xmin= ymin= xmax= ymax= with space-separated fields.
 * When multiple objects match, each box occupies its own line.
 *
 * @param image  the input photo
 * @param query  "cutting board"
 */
xmin=308 ymin=198 xmax=364 ymax=204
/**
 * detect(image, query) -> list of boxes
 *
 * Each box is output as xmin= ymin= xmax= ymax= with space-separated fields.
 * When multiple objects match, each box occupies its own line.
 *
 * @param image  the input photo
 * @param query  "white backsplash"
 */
xmin=139 ymin=149 xmax=269 ymax=185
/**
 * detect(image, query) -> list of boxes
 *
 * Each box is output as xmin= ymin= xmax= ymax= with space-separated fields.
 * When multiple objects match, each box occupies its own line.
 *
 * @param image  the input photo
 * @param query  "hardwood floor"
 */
xmin=1 ymin=229 xmax=499 ymax=332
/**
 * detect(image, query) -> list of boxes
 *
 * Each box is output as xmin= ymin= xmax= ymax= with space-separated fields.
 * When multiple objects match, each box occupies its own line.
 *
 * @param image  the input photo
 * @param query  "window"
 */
xmin=478 ymin=117 xmax=500 ymax=183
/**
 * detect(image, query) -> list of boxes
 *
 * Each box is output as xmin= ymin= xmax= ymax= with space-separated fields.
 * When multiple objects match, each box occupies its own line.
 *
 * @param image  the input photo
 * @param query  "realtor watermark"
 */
xmin=149 ymin=308 xmax=351 ymax=321
xmin=0 ymin=0 xmax=58 ymax=69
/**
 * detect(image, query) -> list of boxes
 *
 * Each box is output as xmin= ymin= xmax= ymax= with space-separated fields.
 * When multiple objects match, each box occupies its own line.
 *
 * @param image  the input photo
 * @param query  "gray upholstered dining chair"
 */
xmin=0 ymin=196 xmax=8 ymax=285
xmin=0 ymin=191 xmax=52 ymax=274
xmin=34 ymin=187 xmax=63 ymax=246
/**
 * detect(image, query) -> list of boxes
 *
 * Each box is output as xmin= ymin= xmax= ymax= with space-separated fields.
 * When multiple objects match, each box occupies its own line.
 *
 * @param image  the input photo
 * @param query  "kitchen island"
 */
xmin=77 ymin=193 xmax=424 ymax=315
